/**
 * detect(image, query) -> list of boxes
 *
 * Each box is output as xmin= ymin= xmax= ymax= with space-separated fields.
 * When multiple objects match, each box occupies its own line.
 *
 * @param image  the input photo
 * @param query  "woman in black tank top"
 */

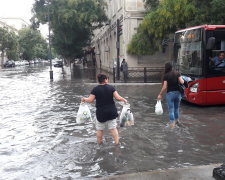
xmin=81 ymin=74 xmax=127 ymax=145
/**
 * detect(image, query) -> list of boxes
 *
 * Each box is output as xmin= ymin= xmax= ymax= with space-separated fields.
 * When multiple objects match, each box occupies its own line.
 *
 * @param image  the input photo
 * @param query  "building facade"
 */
xmin=90 ymin=0 xmax=173 ymax=73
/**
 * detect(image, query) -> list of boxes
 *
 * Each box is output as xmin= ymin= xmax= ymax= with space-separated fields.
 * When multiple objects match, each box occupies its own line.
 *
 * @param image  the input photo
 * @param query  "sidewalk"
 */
xmin=95 ymin=164 xmax=221 ymax=180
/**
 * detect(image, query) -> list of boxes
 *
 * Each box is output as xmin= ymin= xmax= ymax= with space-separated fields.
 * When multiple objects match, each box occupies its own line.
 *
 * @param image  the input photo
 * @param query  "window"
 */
xmin=118 ymin=0 xmax=122 ymax=10
xmin=126 ymin=0 xmax=145 ymax=11
xmin=113 ymin=0 xmax=118 ymax=15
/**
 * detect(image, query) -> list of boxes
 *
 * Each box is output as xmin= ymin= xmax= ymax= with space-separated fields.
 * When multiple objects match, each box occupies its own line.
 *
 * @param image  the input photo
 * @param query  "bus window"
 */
xmin=207 ymin=39 xmax=225 ymax=75
xmin=208 ymin=51 xmax=225 ymax=74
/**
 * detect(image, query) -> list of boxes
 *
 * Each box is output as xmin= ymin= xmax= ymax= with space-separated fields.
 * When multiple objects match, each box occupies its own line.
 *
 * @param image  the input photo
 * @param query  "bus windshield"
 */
xmin=174 ymin=28 xmax=203 ymax=76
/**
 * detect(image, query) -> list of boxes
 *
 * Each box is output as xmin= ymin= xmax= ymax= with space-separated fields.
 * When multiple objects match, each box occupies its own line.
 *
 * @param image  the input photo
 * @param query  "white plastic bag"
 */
xmin=155 ymin=100 xmax=163 ymax=115
xmin=119 ymin=103 xmax=134 ymax=127
xmin=76 ymin=103 xmax=92 ymax=124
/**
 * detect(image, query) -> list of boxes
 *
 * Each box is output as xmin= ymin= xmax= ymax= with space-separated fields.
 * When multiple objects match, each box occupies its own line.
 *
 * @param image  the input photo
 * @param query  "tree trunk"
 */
xmin=1 ymin=50 xmax=5 ymax=67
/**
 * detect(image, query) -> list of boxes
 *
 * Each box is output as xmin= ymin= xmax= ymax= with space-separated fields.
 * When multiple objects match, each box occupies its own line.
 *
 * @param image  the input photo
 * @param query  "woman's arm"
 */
xmin=157 ymin=81 xmax=167 ymax=100
xmin=81 ymin=94 xmax=95 ymax=103
xmin=113 ymin=91 xmax=127 ymax=103
xmin=178 ymin=76 xmax=184 ymax=84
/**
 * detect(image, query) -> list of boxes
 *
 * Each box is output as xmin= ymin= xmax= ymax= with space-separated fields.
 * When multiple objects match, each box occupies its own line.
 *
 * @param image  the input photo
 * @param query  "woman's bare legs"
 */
xmin=96 ymin=130 xmax=104 ymax=144
xmin=96 ymin=128 xmax=119 ymax=145
xmin=110 ymin=128 xmax=119 ymax=145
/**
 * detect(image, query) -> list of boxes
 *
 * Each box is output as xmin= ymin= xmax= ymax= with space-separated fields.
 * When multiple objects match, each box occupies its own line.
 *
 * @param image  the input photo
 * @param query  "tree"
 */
xmin=32 ymin=0 xmax=108 ymax=61
xmin=143 ymin=0 xmax=159 ymax=10
xmin=189 ymin=0 xmax=225 ymax=25
xmin=128 ymin=0 xmax=225 ymax=56
xmin=128 ymin=0 xmax=195 ymax=55
xmin=210 ymin=0 xmax=225 ymax=24
xmin=33 ymin=40 xmax=49 ymax=59
xmin=18 ymin=28 xmax=48 ymax=60
xmin=0 ymin=27 xmax=19 ymax=62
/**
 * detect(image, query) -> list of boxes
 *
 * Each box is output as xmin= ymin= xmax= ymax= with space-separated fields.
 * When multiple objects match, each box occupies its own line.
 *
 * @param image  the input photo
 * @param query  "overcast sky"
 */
xmin=0 ymin=0 xmax=34 ymax=22
xmin=0 ymin=0 xmax=48 ymax=37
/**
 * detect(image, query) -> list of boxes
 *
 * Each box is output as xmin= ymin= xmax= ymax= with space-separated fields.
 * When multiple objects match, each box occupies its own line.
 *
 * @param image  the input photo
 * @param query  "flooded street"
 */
xmin=0 ymin=64 xmax=225 ymax=180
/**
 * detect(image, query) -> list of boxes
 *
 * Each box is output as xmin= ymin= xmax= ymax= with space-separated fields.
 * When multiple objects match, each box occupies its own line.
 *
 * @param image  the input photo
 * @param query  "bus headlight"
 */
xmin=190 ymin=83 xmax=199 ymax=93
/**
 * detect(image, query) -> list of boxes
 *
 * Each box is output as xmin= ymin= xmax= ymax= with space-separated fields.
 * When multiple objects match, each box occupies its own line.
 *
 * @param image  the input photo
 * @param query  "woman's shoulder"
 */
xmin=105 ymin=84 xmax=114 ymax=88
xmin=174 ymin=71 xmax=181 ymax=76
xmin=164 ymin=71 xmax=180 ymax=78
xmin=168 ymin=71 xmax=180 ymax=76
xmin=105 ymin=84 xmax=116 ymax=90
xmin=94 ymin=84 xmax=101 ymax=88
xmin=92 ymin=85 xmax=102 ymax=91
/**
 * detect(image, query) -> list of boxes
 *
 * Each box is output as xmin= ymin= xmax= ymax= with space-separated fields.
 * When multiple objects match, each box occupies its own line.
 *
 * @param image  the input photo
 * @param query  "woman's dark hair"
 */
xmin=160 ymin=62 xmax=173 ymax=82
xmin=164 ymin=62 xmax=172 ymax=74
xmin=97 ymin=73 xmax=108 ymax=83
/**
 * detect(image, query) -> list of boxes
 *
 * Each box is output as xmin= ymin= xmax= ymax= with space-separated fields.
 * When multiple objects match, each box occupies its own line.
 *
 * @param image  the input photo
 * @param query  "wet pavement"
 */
xmin=0 ymin=63 xmax=225 ymax=179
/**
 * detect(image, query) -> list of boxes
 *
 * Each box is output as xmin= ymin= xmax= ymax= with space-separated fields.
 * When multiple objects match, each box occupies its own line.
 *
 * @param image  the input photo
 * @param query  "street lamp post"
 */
xmin=116 ymin=19 xmax=120 ymax=80
xmin=48 ymin=2 xmax=53 ymax=80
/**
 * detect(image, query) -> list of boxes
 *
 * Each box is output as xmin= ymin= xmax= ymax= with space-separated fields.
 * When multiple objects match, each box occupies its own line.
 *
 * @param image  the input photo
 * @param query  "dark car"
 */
xmin=54 ymin=61 xmax=63 ymax=67
xmin=4 ymin=60 xmax=15 ymax=68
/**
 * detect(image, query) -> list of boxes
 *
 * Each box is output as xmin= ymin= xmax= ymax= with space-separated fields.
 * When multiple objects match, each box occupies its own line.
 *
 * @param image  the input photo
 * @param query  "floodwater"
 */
xmin=0 ymin=63 xmax=225 ymax=180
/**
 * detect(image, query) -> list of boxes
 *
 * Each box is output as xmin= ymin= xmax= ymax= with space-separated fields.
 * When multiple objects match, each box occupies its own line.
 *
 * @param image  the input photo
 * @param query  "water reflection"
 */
xmin=0 ymin=64 xmax=225 ymax=179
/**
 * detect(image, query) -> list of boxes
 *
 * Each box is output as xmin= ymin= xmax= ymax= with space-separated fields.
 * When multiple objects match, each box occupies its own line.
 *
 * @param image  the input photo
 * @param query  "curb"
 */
xmin=95 ymin=164 xmax=221 ymax=180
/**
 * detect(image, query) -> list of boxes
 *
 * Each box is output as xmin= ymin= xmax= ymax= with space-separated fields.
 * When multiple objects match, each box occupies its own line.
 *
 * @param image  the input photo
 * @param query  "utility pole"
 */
xmin=116 ymin=19 xmax=122 ymax=80
xmin=48 ymin=2 xmax=53 ymax=80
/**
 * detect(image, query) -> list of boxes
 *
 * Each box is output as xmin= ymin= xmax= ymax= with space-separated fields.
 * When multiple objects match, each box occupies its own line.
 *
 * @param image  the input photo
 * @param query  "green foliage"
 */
xmin=0 ymin=27 xmax=19 ymax=60
xmin=32 ymin=0 xmax=108 ymax=60
xmin=128 ymin=0 xmax=195 ymax=55
xmin=144 ymin=0 xmax=160 ymax=10
xmin=18 ymin=28 xmax=48 ymax=60
xmin=129 ymin=0 xmax=225 ymax=55
xmin=187 ymin=0 xmax=225 ymax=25
xmin=208 ymin=0 xmax=225 ymax=24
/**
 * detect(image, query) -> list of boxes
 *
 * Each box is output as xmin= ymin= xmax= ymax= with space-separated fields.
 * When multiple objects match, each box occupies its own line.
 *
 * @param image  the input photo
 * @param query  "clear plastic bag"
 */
xmin=76 ymin=102 xmax=92 ymax=124
xmin=119 ymin=103 xmax=134 ymax=127
xmin=155 ymin=100 xmax=163 ymax=115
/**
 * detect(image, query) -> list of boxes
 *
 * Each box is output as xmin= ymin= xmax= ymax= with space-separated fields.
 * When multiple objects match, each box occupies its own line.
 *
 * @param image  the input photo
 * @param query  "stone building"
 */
xmin=90 ymin=0 xmax=173 ymax=73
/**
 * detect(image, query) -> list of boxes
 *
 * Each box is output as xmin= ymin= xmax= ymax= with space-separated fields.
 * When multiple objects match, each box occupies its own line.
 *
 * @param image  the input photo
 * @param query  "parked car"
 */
xmin=4 ymin=60 xmax=15 ymax=67
xmin=54 ymin=61 xmax=63 ymax=67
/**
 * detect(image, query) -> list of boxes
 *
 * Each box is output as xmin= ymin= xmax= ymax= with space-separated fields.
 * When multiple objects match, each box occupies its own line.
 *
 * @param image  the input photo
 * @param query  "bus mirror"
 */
xmin=206 ymin=37 xmax=215 ymax=50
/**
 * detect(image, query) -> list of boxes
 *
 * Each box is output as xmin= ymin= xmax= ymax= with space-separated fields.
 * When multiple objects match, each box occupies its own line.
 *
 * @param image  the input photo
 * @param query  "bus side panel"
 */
xmin=206 ymin=76 xmax=225 ymax=105
xmin=186 ymin=91 xmax=207 ymax=105
xmin=206 ymin=91 xmax=225 ymax=105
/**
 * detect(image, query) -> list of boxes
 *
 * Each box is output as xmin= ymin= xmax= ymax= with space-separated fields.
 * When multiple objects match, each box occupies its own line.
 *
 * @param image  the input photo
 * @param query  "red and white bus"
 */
xmin=173 ymin=25 xmax=225 ymax=105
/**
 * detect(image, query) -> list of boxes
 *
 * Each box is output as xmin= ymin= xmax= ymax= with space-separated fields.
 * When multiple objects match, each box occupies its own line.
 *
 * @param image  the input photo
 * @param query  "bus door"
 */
xmin=206 ymin=38 xmax=225 ymax=105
